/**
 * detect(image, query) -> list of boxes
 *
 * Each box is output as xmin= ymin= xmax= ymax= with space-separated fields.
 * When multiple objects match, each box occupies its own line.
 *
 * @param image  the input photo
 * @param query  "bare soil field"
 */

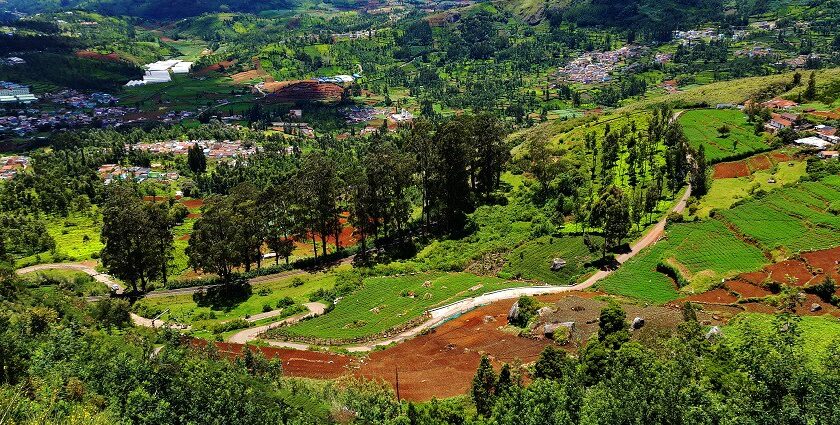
xmin=713 ymin=160 xmax=750 ymax=178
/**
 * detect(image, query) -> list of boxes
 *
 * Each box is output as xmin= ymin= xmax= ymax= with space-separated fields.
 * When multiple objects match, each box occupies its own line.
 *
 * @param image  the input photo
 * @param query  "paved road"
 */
xmin=257 ymin=186 xmax=692 ymax=352
xmin=16 ymin=263 xmax=124 ymax=295
xmin=227 ymin=302 xmax=326 ymax=344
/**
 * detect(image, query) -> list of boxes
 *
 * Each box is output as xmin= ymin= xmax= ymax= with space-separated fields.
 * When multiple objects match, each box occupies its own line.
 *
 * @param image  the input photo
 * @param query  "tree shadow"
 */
xmin=193 ymin=280 xmax=252 ymax=311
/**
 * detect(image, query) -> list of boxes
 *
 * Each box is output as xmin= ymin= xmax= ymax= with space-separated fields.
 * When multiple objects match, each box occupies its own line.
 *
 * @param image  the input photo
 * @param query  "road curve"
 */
xmin=16 ymin=263 xmax=124 ymax=294
xmin=258 ymin=186 xmax=692 ymax=352
xmin=226 ymin=302 xmax=327 ymax=344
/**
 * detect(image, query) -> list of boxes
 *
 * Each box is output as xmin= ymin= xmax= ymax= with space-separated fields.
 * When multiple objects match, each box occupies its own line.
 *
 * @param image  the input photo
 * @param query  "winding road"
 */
xmin=15 ymin=186 xmax=690 ymax=354
xmin=15 ymin=263 xmax=124 ymax=295
xmin=255 ymin=185 xmax=692 ymax=352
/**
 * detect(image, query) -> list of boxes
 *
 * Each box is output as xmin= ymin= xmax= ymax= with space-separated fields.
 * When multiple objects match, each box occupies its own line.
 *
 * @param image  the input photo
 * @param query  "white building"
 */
xmin=794 ymin=136 xmax=832 ymax=150
xmin=125 ymin=60 xmax=193 ymax=86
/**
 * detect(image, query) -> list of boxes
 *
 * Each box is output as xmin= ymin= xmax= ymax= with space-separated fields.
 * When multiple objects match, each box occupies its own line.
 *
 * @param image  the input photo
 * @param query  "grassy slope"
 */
xmin=679 ymin=109 xmax=770 ymax=163
xmin=279 ymin=272 xmax=527 ymax=340
xmin=725 ymin=313 xmax=840 ymax=366
xmin=134 ymin=272 xmax=337 ymax=326
xmin=501 ymin=235 xmax=598 ymax=284
xmin=718 ymin=177 xmax=840 ymax=255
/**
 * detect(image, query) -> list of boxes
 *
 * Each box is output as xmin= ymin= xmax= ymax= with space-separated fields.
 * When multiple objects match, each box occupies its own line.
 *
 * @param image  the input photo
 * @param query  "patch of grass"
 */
xmin=501 ymin=236 xmax=597 ymax=285
xmin=718 ymin=177 xmax=840 ymax=253
xmin=679 ymin=109 xmax=770 ymax=163
xmin=16 ymin=212 xmax=104 ymax=267
xmin=277 ymin=272 xmax=528 ymax=341
xmin=22 ymin=269 xmax=108 ymax=297
xmin=133 ymin=272 xmax=336 ymax=326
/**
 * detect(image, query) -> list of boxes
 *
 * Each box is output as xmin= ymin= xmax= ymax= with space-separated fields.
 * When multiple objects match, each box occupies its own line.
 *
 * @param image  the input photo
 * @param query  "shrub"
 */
xmin=208 ymin=319 xmax=250 ymax=334
xmin=290 ymin=277 xmax=305 ymax=288
xmin=276 ymin=297 xmax=295 ymax=308
xmin=509 ymin=295 xmax=539 ymax=328
xmin=258 ymin=288 xmax=271 ymax=296
xmin=262 ymin=304 xmax=273 ymax=313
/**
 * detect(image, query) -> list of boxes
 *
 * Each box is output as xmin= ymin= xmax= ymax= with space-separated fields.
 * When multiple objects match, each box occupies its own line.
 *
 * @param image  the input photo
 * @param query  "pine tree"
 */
xmin=471 ymin=355 xmax=497 ymax=416
xmin=804 ymin=71 xmax=817 ymax=101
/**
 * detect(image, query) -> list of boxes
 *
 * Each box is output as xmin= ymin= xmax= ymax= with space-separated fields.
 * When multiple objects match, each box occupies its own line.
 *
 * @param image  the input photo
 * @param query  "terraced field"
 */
xmin=719 ymin=178 xmax=840 ymax=253
xmin=679 ymin=109 xmax=770 ymax=162
xmin=596 ymin=219 xmax=769 ymax=302
xmin=276 ymin=272 xmax=528 ymax=342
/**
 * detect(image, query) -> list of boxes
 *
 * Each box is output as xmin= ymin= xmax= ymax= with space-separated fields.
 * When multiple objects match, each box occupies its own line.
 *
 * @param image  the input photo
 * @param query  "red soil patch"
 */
xmin=76 ymin=50 xmax=123 ymax=62
xmin=771 ymin=151 xmax=792 ymax=162
xmin=189 ymin=339 xmax=353 ymax=379
xmin=178 ymin=234 xmax=190 ymax=241
xmin=713 ymin=161 xmax=750 ymax=178
xmin=801 ymin=246 xmax=840 ymax=281
xmin=231 ymin=69 xmax=268 ymax=84
xmin=265 ymin=81 xmax=345 ymax=103
xmin=739 ymin=270 xmax=769 ymax=285
xmin=741 ymin=302 xmax=779 ymax=314
xmin=357 ymin=296 xmax=555 ymax=401
xmin=186 ymin=213 xmax=201 ymax=219
xmin=747 ymin=154 xmax=772 ymax=171
xmin=159 ymin=36 xmax=175 ymax=42
xmin=181 ymin=199 xmax=204 ymax=209
xmin=679 ymin=288 xmax=738 ymax=304
xmin=726 ymin=280 xmax=771 ymax=298
xmin=195 ymin=60 xmax=235 ymax=76
xmin=766 ymin=259 xmax=814 ymax=287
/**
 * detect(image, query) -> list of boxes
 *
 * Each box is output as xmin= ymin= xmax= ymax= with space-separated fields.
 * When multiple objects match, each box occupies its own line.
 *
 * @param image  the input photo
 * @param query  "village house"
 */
xmin=814 ymin=125 xmax=839 ymax=143
xmin=818 ymin=150 xmax=839 ymax=160
xmin=762 ymin=98 xmax=798 ymax=109
xmin=767 ymin=113 xmax=795 ymax=131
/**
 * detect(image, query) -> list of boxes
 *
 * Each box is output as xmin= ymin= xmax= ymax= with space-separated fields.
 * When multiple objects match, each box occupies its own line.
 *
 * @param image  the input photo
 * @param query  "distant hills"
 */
xmin=2 ymin=0 xmax=302 ymax=19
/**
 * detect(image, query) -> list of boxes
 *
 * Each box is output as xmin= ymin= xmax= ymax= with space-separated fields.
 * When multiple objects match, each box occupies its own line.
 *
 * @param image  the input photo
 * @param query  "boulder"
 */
xmin=706 ymin=326 xmax=722 ymax=341
xmin=544 ymin=322 xmax=575 ymax=339
xmin=550 ymin=258 xmax=568 ymax=271
xmin=631 ymin=317 xmax=645 ymax=330
xmin=508 ymin=302 xmax=520 ymax=323
xmin=537 ymin=307 xmax=554 ymax=317
xmin=811 ymin=303 xmax=822 ymax=312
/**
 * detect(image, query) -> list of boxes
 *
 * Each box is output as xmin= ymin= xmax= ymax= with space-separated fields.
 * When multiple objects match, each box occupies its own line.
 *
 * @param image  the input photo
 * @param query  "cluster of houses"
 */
xmin=341 ymin=105 xmax=380 ymax=124
xmin=557 ymin=46 xmax=644 ymax=84
xmin=754 ymin=98 xmax=840 ymax=154
xmin=0 ymin=155 xmax=28 ymax=180
xmin=0 ymin=105 xmax=137 ymax=136
xmin=672 ymin=28 xmax=747 ymax=44
xmin=131 ymin=140 xmax=256 ymax=159
xmin=46 ymin=90 xmax=117 ymax=108
xmin=97 ymin=164 xmax=179 ymax=185
xmin=734 ymin=46 xmax=773 ymax=58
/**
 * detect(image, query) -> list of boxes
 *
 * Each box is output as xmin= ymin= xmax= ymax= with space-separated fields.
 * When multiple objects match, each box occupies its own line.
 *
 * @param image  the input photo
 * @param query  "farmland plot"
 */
xmin=720 ymin=180 xmax=840 ymax=253
xmin=596 ymin=220 xmax=767 ymax=302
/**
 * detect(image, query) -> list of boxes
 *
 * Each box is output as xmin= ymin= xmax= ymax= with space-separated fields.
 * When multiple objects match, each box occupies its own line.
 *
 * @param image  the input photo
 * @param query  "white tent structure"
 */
xmin=125 ymin=60 xmax=193 ymax=86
